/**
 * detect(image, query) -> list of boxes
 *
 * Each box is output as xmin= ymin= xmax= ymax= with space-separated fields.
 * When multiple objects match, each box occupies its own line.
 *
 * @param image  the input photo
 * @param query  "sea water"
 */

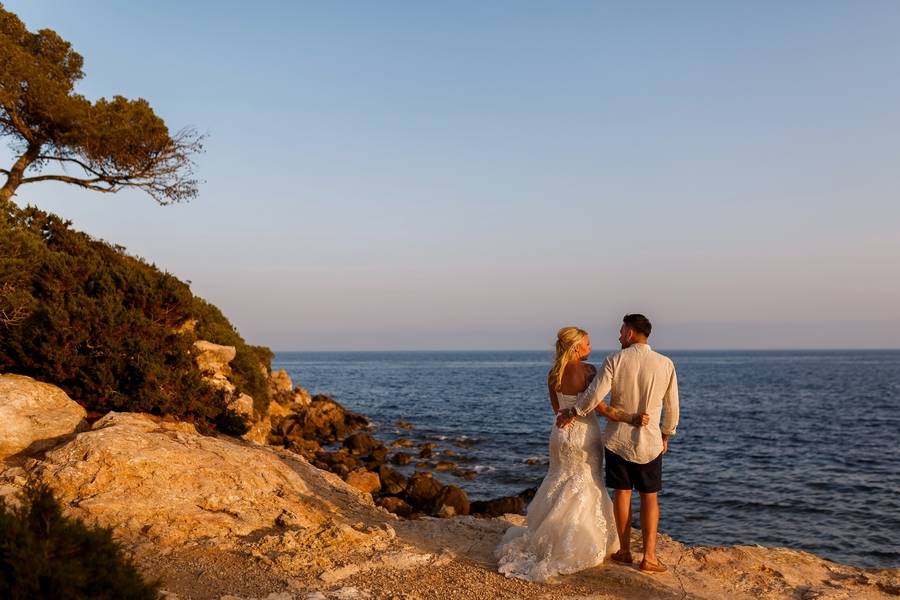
xmin=272 ymin=350 xmax=900 ymax=568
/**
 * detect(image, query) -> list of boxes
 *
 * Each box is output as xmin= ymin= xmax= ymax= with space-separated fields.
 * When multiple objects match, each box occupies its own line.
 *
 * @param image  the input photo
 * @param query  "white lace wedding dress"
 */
xmin=495 ymin=391 xmax=619 ymax=582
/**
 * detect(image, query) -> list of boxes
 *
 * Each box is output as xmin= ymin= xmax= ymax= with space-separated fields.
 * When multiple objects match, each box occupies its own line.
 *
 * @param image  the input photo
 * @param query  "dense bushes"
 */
xmin=0 ymin=202 xmax=272 ymax=429
xmin=0 ymin=481 xmax=160 ymax=599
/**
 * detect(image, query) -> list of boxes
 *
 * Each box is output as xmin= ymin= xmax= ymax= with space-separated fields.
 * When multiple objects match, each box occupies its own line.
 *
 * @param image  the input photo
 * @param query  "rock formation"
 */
xmin=0 ymin=374 xmax=87 ymax=460
xmin=0 ymin=389 xmax=896 ymax=600
xmin=192 ymin=341 xmax=238 ymax=394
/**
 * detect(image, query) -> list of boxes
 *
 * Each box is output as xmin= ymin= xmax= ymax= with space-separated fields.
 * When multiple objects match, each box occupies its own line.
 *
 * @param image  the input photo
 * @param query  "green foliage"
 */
xmin=215 ymin=408 xmax=251 ymax=437
xmin=0 ymin=4 xmax=202 ymax=204
xmin=0 ymin=481 xmax=160 ymax=600
xmin=0 ymin=202 xmax=273 ymax=429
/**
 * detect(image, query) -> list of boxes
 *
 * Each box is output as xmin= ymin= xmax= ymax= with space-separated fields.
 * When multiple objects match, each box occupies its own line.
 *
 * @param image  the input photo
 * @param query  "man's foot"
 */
xmin=610 ymin=549 xmax=633 ymax=564
xmin=640 ymin=558 xmax=667 ymax=573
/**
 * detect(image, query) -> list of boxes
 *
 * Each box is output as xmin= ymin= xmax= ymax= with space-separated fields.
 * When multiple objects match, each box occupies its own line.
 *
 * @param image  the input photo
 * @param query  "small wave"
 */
xmin=523 ymin=455 xmax=549 ymax=465
xmin=452 ymin=435 xmax=481 ymax=447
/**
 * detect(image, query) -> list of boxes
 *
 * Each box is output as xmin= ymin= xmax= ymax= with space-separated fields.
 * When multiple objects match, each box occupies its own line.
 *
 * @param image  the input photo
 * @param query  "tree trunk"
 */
xmin=0 ymin=145 xmax=40 ymax=204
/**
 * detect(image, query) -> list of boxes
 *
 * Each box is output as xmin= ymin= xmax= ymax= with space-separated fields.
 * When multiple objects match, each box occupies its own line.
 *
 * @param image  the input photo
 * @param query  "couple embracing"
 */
xmin=496 ymin=314 xmax=680 ymax=582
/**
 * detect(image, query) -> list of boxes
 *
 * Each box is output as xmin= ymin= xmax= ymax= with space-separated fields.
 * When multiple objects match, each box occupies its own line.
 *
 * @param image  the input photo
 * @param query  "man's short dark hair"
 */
xmin=623 ymin=313 xmax=652 ymax=337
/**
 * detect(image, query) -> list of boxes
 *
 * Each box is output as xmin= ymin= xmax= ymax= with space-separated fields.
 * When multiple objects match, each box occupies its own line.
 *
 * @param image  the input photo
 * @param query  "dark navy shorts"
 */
xmin=605 ymin=448 xmax=662 ymax=493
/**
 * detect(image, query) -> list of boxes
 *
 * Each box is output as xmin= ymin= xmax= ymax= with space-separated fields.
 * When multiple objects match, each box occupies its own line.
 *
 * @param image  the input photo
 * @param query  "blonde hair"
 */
xmin=548 ymin=326 xmax=588 ymax=390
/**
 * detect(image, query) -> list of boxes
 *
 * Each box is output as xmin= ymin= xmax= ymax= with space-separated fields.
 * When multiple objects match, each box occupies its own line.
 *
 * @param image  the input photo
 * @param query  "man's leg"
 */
xmin=613 ymin=489 xmax=633 ymax=554
xmin=639 ymin=492 xmax=659 ymax=564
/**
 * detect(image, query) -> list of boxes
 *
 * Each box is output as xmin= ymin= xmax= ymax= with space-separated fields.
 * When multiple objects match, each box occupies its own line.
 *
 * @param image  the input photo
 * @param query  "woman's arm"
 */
xmin=548 ymin=380 xmax=560 ymax=415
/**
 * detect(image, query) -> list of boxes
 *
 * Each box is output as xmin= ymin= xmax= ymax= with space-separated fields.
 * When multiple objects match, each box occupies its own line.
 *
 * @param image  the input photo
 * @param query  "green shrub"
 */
xmin=0 ymin=481 xmax=160 ymax=600
xmin=0 ymin=202 xmax=273 ymax=430
xmin=214 ymin=408 xmax=252 ymax=436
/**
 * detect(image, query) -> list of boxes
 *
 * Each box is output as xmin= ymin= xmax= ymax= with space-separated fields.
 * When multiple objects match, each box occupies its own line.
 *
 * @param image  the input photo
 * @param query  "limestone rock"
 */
xmin=344 ymin=469 xmax=380 ymax=494
xmin=228 ymin=393 xmax=255 ymax=419
xmin=193 ymin=340 xmax=237 ymax=394
xmin=242 ymin=413 xmax=271 ymax=445
xmin=291 ymin=386 xmax=312 ymax=408
xmin=193 ymin=340 xmax=236 ymax=374
xmin=0 ymin=374 xmax=87 ymax=460
xmin=269 ymin=370 xmax=294 ymax=397
xmin=23 ymin=412 xmax=377 ymax=545
xmin=267 ymin=398 xmax=293 ymax=420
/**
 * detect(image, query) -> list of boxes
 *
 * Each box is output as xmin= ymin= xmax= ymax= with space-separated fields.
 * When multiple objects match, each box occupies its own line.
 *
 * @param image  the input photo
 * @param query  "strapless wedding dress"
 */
xmin=495 ymin=391 xmax=619 ymax=582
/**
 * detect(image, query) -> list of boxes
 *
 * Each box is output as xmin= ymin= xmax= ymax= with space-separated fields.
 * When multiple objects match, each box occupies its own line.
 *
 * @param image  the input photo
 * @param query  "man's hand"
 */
xmin=662 ymin=435 xmax=670 ymax=454
xmin=629 ymin=412 xmax=650 ymax=427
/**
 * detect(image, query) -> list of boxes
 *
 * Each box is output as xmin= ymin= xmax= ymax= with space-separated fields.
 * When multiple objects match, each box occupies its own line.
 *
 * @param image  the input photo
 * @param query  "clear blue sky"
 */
xmin=4 ymin=1 xmax=899 ymax=350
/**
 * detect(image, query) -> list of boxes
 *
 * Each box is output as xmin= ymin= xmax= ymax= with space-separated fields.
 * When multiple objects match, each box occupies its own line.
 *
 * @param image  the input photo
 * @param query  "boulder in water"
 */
xmin=431 ymin=485 xmax=469 ymax=518
xmin=343 ymin=432 xmax=382 ymax=456
xmin=377 ymin=465 xmax=407 ymax=496
xmin=405 ymin=473 xmax=442 ymax=510
xmin=390 ymin=452 xmax=413 ymax=466
xmin=470 ymin=495 xmax=524 ymax=517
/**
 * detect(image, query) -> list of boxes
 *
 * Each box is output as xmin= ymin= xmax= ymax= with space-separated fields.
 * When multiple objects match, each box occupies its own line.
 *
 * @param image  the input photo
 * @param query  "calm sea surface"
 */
xmin=272 ymin=350 xmax=900 ymax=568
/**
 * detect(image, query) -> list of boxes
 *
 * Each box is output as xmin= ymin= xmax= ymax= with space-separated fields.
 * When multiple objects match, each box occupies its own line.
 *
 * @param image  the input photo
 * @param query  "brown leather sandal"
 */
xmin=610 ymin=549 xmax=633 ymax=563
xmin=640 ymin=559 xmax=668 ymax=573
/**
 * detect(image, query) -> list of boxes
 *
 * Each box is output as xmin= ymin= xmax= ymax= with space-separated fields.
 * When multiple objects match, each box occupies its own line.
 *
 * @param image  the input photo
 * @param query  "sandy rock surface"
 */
xmin=17 ymin=412 xmax=379 ymax=547
xmin=0 ymin=373 xmax=87 ymax=460
xmin=1 ymin=405 xmax=897 ymax=600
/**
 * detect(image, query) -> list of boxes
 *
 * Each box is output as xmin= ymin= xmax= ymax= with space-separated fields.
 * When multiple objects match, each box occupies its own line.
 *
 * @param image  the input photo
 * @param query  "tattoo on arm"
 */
xmin=608 ymin=407 xmax=631 ymax=422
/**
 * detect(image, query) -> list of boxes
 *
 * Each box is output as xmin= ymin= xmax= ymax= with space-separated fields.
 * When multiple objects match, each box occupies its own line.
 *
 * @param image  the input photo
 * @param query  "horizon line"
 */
xmin=269 ymin=347 xmax=900 ymax=353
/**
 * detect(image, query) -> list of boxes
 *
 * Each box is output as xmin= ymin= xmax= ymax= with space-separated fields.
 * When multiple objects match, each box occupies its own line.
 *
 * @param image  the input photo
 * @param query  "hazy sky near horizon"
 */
xmin=3 ymin=1 xmax=899 ymax=350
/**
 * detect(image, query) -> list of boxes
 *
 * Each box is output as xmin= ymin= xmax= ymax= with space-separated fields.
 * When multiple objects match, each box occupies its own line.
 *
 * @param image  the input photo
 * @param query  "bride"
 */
xmin=495 ymin=326 xmax=648 ymax=582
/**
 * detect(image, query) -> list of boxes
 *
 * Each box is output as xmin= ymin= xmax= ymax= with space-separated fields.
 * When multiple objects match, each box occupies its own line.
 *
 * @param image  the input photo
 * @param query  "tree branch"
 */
xmin=36 ymin=154 xmax=106 ymax=178
xmin=0 ymin=282 xmax=30 ymax=327
xmin=20 ymin=174 xmax=118 ymax=192
xmin=0 ymin=105 xmax=35 ymax=144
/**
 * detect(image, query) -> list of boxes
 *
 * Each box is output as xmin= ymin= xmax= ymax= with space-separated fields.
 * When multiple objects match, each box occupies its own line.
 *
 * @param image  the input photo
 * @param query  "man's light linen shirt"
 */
xmin=574 ymin=343 xmax=679 ymax=465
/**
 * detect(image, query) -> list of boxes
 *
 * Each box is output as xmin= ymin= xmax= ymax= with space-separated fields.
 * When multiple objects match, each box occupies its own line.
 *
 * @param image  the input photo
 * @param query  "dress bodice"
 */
xmin=556 ymin=392 xmax=578 ymax=410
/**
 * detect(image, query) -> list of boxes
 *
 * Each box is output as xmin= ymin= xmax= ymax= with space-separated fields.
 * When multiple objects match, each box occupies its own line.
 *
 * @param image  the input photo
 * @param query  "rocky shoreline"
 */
xmin=2 ymin=348 xmax=899 ymax=599
xmin=192 ymin=339 xmax=529 ymax=521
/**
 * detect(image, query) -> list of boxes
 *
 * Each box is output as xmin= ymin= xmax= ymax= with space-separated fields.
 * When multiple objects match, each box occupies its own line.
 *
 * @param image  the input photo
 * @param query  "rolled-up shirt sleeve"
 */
xmin=661 ymin=367 xmax=679 ymax=436
xmin=574 ymin=355 xmax=613 ymax=416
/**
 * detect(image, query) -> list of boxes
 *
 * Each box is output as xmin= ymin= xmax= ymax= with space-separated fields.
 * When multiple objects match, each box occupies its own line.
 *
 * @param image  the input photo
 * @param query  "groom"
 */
xmin=556 ymin=313 xmax=679 ymax=573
